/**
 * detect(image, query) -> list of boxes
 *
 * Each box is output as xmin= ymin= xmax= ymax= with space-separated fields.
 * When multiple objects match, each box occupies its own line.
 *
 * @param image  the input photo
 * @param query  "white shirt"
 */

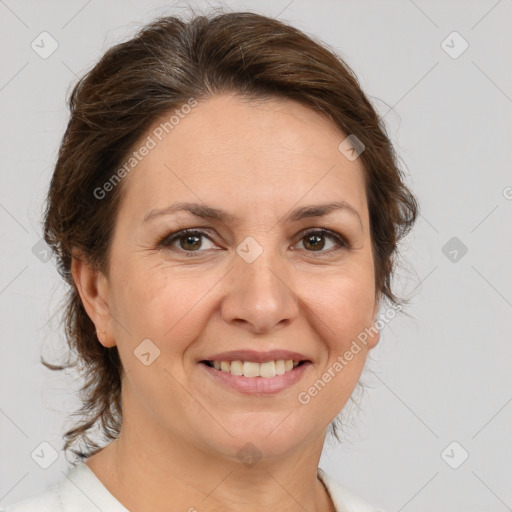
xmin=1 ymin=463 xmax=384 ymax=512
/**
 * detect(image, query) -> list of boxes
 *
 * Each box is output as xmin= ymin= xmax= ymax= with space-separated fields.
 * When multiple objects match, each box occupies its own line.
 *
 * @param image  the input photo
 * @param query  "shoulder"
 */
xmin=1 ymin=462 xmax=128 ymax=512
xmin=0 ymin=484 xmax=62 ymax=511
xmin=318 ymin=467 xmax=387 ymax=512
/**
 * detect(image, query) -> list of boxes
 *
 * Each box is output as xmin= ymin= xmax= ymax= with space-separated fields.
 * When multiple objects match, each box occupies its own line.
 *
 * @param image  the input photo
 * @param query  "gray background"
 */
xmin=1 ymin=1 xmax=511 ymax=511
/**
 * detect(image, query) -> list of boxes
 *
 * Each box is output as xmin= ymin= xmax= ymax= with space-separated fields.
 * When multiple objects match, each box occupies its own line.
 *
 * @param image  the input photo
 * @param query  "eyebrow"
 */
xmin=142 ymin=201 xmax=363 ymax=229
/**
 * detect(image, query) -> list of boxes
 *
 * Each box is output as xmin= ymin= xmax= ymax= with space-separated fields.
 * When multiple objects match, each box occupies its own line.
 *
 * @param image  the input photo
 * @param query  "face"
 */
xmin=75 ymin=94 xmax=380 ymax=461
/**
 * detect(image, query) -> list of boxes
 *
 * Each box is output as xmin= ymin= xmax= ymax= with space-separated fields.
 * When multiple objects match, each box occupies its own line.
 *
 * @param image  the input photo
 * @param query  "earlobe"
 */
xmin=71 ymin=250 xmax=116 ymax=348
xmin=366 ymin=300 xmax=381 ymax=349
xmin=95 ymin=328 xmax=113 ymax=347
xmin=366 ymin=319 xmax=381 ymax=349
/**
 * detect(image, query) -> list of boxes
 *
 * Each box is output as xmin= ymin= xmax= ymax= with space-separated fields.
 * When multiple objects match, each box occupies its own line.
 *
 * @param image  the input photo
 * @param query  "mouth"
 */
xmin=198 ymin=358 xmax=311 ymax=395
xmin=200 ymin=359 xmax=307 ymax=378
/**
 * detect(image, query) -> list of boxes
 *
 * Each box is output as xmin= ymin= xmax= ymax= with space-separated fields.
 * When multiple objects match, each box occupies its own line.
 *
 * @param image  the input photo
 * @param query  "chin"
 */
xmin=197 ymin=412 xmax=316 ymax=461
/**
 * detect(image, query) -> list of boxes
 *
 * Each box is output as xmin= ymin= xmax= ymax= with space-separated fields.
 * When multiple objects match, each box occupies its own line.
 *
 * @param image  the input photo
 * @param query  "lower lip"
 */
xmin=199 ymin=362 xmax=311 ymax=395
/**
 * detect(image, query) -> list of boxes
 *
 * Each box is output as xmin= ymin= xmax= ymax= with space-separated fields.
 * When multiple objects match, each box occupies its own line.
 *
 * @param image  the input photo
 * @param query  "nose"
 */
xmin=220 ymin=246 xmax=299 ymax=334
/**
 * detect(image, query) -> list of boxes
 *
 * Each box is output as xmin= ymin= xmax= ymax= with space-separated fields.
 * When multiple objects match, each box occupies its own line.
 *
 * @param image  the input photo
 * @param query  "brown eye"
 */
xmin=178 ymin=233 xmax=202 ymax=251
xmin=303 ymin=232 xmax=326 ymax=251
xmin=158 ymin=227 xmax=348 ymax=258
xmin=296 ymin=229 xmax=348 ymax=255
xmin=159 ymin=229 xmax=216 ymax=254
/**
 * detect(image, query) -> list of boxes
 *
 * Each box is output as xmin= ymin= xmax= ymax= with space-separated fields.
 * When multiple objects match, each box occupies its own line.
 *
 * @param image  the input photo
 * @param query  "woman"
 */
xmin=3 ymin=9 xmax=417 ymax=512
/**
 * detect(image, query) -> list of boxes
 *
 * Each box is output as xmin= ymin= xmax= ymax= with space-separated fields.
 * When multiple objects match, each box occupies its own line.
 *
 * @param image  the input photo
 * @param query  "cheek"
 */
xmin=297 ymin=272 xmax=375 ymax=421
xmin=112 ymin=263 xmax=215 ymax=352
xmin=303 ymin=264 xmax=376 ymax=344
xmin=111 ymin=267 xmax=206 ymax=397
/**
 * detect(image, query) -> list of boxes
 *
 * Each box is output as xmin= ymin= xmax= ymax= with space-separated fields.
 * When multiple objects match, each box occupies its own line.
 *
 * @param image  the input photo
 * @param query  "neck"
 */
xmin=85 ymin=410 xmax=334 ymax=511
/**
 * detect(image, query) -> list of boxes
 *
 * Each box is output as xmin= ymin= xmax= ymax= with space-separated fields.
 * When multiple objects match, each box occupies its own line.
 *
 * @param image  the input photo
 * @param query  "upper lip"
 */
xmin=201 ymin=350 xmax=310 ymax=364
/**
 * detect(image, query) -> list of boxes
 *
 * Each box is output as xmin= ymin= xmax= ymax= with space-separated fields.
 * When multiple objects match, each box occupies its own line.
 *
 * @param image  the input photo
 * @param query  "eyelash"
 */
xmin=157 ymin=228 xmax=349 ymax=258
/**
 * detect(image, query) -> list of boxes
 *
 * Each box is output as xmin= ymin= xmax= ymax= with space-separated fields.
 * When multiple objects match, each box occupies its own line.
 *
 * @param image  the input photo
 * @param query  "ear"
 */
xmin=71 ymin=249 xmax=116 ymax=348
xmin=365 ymin=298 xmax=381 ymax=350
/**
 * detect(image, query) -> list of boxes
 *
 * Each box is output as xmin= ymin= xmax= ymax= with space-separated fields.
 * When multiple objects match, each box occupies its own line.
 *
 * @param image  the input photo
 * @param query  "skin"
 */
xmin=72 ymin=93 xmax=380 ymax=512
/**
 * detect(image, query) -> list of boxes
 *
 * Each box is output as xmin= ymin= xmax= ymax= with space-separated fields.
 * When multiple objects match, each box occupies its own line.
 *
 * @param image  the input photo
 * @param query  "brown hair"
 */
xmin=42 ymin=8 xmax=418 ymax=460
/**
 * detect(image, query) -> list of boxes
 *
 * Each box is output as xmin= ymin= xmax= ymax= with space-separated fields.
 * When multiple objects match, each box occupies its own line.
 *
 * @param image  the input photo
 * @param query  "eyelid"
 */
xmin=294 ymin=227 xmax=349 ymax=254
xmin=157 ymin=228 xmax=216 ymax=251
xmin=158 ymin=227 xmax=350 ymax=255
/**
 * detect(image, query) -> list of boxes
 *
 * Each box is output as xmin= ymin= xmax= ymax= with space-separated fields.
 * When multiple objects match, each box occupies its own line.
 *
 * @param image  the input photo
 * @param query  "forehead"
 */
xmin=118 ymin=94 xmax=368 ymax=225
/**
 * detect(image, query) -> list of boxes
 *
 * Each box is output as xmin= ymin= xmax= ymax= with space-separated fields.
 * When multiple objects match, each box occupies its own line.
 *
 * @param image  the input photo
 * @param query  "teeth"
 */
xmin=209 ymin=359 xmax=302 ymax=378
xmin=230 ymin=360 xmax=243 ymax=375
xmin=259 ymin=361 xmax=276 ymax=378
xmin=243 ymin=361 xmax=260 ymax=377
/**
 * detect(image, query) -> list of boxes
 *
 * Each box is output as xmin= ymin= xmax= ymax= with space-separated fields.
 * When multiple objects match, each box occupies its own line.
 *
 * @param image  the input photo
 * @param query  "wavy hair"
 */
xmin=42 ymin=8 xmax=418 ymax=460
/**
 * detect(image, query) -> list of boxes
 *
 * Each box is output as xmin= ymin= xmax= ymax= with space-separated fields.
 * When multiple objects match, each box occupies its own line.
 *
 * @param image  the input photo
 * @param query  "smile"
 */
xmin=199 ymin=359 xmax=311 ymax=395
xmin=202 ymin=359 xmax=304 ymax=378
